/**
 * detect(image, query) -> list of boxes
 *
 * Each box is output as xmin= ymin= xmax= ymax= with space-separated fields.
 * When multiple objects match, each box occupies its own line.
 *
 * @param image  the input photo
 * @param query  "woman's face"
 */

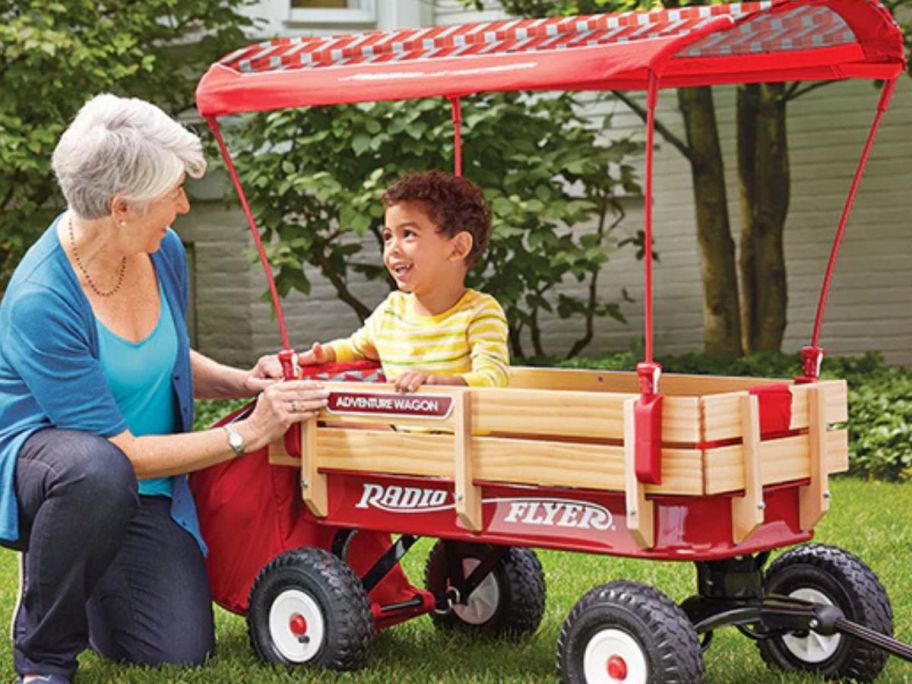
xmin=123 ymin=177 xmax=191 ymax=253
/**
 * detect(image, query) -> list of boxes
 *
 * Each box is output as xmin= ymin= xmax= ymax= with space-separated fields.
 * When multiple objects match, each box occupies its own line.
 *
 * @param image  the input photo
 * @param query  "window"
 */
xmin=288 ymin=0 xmax=376 ymax=25
xmin=292 ymin=0 xmax=349 ymax=6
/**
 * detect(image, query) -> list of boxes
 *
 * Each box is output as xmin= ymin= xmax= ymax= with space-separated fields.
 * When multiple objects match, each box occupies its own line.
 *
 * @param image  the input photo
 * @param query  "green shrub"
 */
xmin=193 ymin=398 xmax=249 ymax=432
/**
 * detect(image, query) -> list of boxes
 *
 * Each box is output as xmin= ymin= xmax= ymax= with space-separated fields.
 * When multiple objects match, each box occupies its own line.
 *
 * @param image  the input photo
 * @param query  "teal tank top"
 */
xmin=96 ymin=282 xmax=177 ymax=497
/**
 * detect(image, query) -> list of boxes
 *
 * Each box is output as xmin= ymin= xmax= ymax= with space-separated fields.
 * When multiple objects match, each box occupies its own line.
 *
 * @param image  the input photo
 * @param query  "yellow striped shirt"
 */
xmin=328 ymin=289 xmax=509 ymax=387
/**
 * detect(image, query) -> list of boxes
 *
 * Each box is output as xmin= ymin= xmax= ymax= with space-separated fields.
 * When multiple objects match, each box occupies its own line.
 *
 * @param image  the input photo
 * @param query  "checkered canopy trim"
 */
xmin=221 ymin=1 xmax=860 ymax=74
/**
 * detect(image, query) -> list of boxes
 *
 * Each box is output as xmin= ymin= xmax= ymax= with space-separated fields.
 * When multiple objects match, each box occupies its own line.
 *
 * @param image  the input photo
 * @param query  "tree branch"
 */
xmin=785 ymin=80 xmax=836 ymax=102
xmin=611 ymin=90 xmax=693 ymax=162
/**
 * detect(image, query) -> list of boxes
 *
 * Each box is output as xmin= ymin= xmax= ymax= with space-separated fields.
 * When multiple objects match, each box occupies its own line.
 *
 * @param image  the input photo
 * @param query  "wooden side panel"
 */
xmin=471 ymin=389 xmax=701 ymax=444
xmin=702 ymin=380 xmax=847 ymax=442
xmin=704 ymin=429 xmax=848 ymax=495
xmin=314 ymin=428 xmax=703 ymax=495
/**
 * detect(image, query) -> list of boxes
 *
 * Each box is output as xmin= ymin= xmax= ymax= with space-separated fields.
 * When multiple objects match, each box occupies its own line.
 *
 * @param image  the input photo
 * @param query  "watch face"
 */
xmin=226 ymin=426 xmax=244 ymax=454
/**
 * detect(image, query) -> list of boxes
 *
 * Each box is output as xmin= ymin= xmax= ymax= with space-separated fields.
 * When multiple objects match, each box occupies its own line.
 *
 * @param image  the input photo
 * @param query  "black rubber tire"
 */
xmin=247 ymin=547 xmax=373 ymax=670
xmin=758 ymin=543 xmax=893 ymax=682
xmin=557 ymin=580 xmax=705 ymax=684
xmin=424 ymin=540 xmax=546 ymax=637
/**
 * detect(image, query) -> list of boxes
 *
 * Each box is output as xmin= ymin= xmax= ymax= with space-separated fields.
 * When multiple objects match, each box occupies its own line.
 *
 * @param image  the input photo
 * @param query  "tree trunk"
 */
xmin=737 ymin=83 xmax=789 ymax=353
xmin=677 ymin=86 xmax=742 ymax=357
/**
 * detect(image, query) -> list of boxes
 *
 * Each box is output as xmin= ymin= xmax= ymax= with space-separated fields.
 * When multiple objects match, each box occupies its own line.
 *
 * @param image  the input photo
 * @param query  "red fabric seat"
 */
xmin=189 ymin=361 xmax=419 ymax=615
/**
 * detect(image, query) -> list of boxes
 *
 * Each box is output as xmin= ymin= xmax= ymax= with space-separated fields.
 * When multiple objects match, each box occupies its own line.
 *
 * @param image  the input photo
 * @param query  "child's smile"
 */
xmin=383 ymin=202 xmax=454 ymax=293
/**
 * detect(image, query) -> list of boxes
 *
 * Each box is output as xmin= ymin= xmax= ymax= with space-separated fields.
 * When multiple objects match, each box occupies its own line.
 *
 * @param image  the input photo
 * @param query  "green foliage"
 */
xmin=0 ymin=0 xmax=255 ymax=289
xmin=232 ymin=92 xmax=642 ymax=358
xmin=558 ymin=350 xmax=912 ymax=481
xmin=193 ymin=397 xmax=250 ymax=431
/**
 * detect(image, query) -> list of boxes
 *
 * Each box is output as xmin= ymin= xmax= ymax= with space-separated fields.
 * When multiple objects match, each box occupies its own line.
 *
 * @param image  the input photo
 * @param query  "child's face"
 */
xmin=382 ymin=201 xmax=467 ymax=296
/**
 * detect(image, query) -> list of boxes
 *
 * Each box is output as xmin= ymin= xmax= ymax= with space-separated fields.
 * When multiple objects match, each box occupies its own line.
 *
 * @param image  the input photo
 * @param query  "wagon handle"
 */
xmin=801 ymin=78 xmax=898 ymax=382
xmin=207 ymin=115 xmax=292 ymax=352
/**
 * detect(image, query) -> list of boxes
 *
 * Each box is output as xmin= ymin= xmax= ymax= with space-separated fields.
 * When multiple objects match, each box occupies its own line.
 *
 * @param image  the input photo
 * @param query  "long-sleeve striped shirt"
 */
xmin=327 ymin=289 xmax=509 ymax=387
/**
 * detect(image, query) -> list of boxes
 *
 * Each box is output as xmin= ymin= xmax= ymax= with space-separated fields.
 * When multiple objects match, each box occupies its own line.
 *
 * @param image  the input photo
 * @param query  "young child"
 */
xmin=299 ymin=170 xmax=509 ymax=391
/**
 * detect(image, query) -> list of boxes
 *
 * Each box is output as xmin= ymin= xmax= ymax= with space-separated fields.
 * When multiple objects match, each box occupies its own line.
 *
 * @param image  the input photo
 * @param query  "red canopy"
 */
xmin=196 ymin=0 xmax=904 ymax=116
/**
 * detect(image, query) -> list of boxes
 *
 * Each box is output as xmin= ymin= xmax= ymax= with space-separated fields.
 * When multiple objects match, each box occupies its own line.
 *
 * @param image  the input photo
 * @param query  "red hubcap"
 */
xmin=289 ymin=613 xmax=308 ymax=637
xmin=607 ymin=655 xmax=628 ymax=680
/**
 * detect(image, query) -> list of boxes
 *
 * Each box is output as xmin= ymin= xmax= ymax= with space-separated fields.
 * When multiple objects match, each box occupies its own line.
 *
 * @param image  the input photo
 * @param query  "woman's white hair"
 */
xmin=52 ymin=94 xmax=207 ymax=219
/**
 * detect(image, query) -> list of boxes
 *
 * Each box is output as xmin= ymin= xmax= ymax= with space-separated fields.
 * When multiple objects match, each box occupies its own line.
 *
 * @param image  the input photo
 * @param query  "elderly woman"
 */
xmin=0 ymin=95 xmax=327 ymax=684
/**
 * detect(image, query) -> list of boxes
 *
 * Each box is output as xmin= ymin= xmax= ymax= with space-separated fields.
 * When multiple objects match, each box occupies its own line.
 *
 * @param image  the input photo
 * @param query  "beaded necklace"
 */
xmin=67 ymin=216 xmax=127 ymax=297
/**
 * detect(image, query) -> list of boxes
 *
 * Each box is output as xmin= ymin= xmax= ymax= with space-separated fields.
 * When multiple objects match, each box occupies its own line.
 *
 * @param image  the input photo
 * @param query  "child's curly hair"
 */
xmin=381 ymin=170 xmax=491 ymax=268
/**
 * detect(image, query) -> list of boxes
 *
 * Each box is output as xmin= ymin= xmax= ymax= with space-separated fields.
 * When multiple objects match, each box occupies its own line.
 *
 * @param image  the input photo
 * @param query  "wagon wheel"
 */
xmin=758 ymin=543 xmax=893 ymax=682
xmin=424 ymin=540 xmax=545 ymax=637
xmin=247 ymin=547 xmax=373 ymax=670
xmin=557 ymin=580 xmax=704 ymax=684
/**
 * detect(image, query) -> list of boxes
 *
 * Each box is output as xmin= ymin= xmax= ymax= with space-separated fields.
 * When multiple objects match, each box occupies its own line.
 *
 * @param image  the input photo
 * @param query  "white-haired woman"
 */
xmin=0 ymin=95 xmax=326 ymax=684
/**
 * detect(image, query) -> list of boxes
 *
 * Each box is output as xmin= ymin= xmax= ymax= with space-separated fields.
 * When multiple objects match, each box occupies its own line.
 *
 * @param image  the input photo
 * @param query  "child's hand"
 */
xmin=394 ymin=370 xmax=434 ymax=393
xmin=297 ymin=342 xmax=331 ymax=366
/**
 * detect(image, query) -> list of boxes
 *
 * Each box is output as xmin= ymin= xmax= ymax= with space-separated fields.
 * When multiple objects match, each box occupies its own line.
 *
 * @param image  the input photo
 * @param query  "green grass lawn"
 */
xmin=1 ymin=477 xmax=911 ymax=683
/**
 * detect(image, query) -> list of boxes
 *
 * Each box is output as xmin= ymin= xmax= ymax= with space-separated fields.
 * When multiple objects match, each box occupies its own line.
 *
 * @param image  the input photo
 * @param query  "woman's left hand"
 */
xmin=245 ymin=354 xmax=285 ymax=393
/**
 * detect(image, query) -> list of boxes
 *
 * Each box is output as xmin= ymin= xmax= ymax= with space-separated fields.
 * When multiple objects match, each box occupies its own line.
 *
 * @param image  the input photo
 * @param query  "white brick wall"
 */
xmin=181 ymin=3 xmax=912 ymax=368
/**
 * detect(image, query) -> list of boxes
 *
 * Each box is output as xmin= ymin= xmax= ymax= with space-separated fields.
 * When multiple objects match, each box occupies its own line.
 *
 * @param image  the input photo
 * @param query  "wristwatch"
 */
xmin=222 ymin=424 xmax=246 ymax=457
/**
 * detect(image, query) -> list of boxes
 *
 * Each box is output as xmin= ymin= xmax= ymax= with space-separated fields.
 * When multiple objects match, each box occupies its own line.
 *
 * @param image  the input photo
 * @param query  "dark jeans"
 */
xmin=8 ymin=429 xmax=214 ymax=680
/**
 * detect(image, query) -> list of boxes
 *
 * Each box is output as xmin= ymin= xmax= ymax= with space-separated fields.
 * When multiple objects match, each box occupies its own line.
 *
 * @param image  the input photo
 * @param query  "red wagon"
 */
xmin=191 ymin=2 xmax=910 ymax=681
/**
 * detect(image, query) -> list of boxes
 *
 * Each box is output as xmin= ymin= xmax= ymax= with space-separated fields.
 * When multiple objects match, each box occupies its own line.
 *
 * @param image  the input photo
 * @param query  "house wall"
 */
xmin=179 ymin=1 xmax=912 ymax=368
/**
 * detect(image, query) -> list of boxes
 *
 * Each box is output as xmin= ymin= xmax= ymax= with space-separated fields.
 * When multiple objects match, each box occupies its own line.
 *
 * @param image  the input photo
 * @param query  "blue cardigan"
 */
xmin=0 ymin=216 xmax=204 ymax=552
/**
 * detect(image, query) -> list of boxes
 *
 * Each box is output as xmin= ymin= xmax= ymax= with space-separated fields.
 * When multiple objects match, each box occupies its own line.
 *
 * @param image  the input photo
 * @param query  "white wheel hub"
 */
xmin=781 ymin=587 xmax=842 ymax=663
xmin=453 ymin=558 xmax=500 ymax=625
xmin=268 ymin=588 xmax=325 ymax=663
xmin=583 ymin=628 xmax=649 ymax=683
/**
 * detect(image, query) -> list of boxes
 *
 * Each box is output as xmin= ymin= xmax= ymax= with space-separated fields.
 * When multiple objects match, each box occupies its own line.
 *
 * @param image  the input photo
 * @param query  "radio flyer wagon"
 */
xmin=191 ymin=1 xmax=911 ymax=681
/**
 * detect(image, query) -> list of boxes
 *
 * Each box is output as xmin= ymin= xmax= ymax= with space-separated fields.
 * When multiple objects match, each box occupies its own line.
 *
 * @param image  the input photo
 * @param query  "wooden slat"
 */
xmin=474 ymin=440 xmax=703 ymax=495
xmin=301 ymin=419 xmax=327 ymax=516
xmin=704 ymin=429 xmax=848 ymax=495
xmin=702 ymin=380 xmax=847 ymax=442
xmin=624 ymin=398 xmax=654 ymax=548
xmin=731 ymin=394 xmax=764 ymax=544
xmin=507 ymin=367 xmax=639 ymax=393
xmin=314 ymin=428 xmax=704 ymax=495
xmin=454 ymin=392 xmax=481 ymax=531
xmin=799 ymin=385 xmax=830 ymax=531
xmin=268 ymin=440 xmax=299 ymax=467
xmin=789 ymin=381 xmax=849 ymax=425
xmin=317 ymin=429 xmax=453 ymax=478
xmin=471 ymin=389 xmax=701 ymax=444
xmin=508 ymin=366 xmax=788 ymax=396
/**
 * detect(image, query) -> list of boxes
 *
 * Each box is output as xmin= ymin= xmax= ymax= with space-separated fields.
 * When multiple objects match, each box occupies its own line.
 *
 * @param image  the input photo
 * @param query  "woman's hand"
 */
xmin=240 ymin=380 xmax=330 ymax=450
xmin=244 ymin=354 xmax=285 ymax=393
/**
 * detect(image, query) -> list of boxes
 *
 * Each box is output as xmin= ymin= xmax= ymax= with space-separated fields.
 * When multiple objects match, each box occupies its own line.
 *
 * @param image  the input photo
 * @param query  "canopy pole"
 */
xmin=637 ymin=71 xmax=661 ymax=396
xmin=799 ymin=78 xmax=897 ymax=382
xmin=450 ymin=97 xmax=463 ymax=177
xmin=207 ymin=116 xmax=295 ymax=375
